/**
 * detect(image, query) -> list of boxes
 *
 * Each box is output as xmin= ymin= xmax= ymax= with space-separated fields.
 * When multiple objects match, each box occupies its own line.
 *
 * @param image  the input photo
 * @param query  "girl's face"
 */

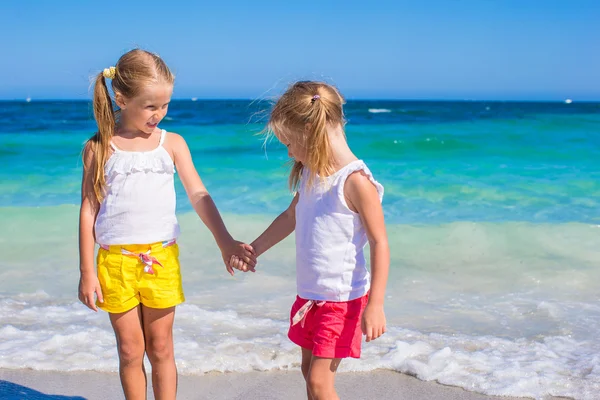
xmin=277 ymin=129 xmax=307 ymax=163
xmin=117 ymin=82 xmax=173 ymax=134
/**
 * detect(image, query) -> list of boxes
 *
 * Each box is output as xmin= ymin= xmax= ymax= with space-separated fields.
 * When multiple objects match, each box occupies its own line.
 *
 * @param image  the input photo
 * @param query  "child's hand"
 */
xmin=229 ymin=253 xmax=256 ymax=273
xmin=78 ymin=273 xmax=104 ymax=312
xmin=221 ymin=240 xmax=256 ymax=275
xmin=361 ymin=303 xmax=386 ymax=342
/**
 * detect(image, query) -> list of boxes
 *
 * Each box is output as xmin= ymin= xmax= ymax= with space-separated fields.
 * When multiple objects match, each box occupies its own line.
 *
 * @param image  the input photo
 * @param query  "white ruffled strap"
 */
xmin=337 ymin=160 xmax=384 ymax=203
xmin=104 ymin=148 xmax=175 ymax=178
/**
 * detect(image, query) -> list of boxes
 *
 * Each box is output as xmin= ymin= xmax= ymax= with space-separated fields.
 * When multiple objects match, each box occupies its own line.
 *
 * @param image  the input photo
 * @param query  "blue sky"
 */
xmin=1 ymin=0 xmax=598 ymax=100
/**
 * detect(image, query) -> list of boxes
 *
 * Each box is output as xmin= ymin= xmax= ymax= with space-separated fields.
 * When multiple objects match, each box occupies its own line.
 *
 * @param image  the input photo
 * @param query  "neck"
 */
xmin=116 ymin=117 xmax=154 ymax=138
xmin=327 ymin=124 xmax=357 ymax=171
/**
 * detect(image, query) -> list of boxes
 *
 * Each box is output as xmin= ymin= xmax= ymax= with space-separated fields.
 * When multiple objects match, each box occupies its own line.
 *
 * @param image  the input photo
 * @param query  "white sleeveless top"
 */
xmin=295 ymin=160 xmax=384 ymax=301
xmin=95 ymin=129 xmax=180 ymax=245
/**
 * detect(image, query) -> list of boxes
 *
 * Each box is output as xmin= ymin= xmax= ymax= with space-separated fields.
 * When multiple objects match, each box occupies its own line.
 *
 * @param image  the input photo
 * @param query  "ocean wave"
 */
xmin=368 ymin=108 xmax=392 ymax=113
xmin=0 ymin=299 xmax=598 ymax=399
xmin=0 ymin=218 xmax=599 ymax=399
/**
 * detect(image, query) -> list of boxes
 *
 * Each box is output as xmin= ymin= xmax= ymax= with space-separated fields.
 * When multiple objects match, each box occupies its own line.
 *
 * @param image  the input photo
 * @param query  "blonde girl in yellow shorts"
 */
xmin=77 ymin=49 xmax=256 ymax=400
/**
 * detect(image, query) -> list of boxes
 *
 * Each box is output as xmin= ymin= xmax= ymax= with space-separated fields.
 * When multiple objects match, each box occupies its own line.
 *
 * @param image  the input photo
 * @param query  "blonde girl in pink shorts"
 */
xmin=231 ymin=81 xmax=390 ymax=400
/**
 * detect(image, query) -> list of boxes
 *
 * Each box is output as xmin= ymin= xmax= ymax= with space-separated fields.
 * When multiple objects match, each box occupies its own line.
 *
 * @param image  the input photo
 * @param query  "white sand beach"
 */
xmin=0 ymin=368 xmax=571 ymax=400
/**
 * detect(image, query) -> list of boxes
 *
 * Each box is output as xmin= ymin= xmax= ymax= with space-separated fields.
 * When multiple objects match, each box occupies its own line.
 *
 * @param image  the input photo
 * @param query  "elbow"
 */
xmin=283 ymin=204 xmax=296 ymax=220
xmin=284 ymin=208 xmax=296 ymax=225
xmin=369 ymin=238 xmax=390 ymax=259
xmin=189 ymin=190 xmax=210 ymax=205
xmin=279 ymin=209 xmax=296 ymax=233
xmin=369 ymin=237 xmax=389 ymax=249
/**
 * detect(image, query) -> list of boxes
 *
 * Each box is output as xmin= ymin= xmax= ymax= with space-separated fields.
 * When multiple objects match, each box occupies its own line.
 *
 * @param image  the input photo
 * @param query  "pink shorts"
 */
xmin=288 ymin=293 xmax=369 ymax=359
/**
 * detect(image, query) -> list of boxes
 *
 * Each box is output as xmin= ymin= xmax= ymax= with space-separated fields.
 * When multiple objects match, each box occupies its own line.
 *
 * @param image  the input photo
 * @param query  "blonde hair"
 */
xmin=268 ymin=81 xmax=346 ymax=191
xmin=86 ymin=49 xmax=175 ymax=203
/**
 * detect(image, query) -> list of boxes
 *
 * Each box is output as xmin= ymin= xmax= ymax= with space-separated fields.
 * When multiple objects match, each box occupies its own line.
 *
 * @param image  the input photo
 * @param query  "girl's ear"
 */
xmin=114 ymin=92 xmax=126 ymax=109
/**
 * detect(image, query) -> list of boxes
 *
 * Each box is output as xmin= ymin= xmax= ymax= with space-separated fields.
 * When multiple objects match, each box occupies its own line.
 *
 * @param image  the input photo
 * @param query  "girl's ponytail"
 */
xmin=86 ymin=72 xmax=116 ymax=203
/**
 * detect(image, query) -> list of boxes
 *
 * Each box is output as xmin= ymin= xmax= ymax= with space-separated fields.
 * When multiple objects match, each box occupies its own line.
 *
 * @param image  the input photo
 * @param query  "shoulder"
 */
xmin=164 ymin=131 xmax=186 ymax=146
xmin=163 ymin=132 xmax=195 ymax=167
xmin=84 ymin=133 xmax=100 ymax=151
xmin=343 ymin=166 xmax=383 ymax=211
xmin=83 ymin=138 xmax=94 ymax=157
xmin=83 ymin=134 xmax=100 ymax=165
xmin=345 ymin=170 xmax=378 ymax=197
xmin=163 ymin=131 xmax=189 ymax=154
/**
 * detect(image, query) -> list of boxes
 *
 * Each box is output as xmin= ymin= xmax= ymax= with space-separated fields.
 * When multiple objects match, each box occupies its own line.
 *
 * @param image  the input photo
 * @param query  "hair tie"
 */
xmin=311 ymin=95 xmax=320 ymax=103
xmin=102 ymin=66 xmax=116 ymax=79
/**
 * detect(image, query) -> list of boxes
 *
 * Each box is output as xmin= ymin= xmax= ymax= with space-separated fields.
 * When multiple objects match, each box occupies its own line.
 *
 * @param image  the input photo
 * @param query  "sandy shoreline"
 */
xmin=0 ymin=368 xmax=572 ymax=400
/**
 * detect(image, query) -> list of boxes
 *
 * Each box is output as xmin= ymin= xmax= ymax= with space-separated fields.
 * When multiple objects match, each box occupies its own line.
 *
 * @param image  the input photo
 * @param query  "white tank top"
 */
xmin=95 ymin=129 xmax=180 ymax=245
xmin=295 ymin=160 xmax=384 ymax=301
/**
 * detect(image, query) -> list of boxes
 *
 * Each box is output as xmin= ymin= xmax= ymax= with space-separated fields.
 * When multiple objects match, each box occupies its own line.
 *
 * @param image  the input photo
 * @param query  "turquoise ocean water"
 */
xmin=0 ymin=100 xmax=599 ymax=399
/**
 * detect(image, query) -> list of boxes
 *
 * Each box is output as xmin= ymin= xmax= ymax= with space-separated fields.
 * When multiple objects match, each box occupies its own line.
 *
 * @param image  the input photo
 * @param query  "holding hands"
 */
xmin=229 ymin=251 xmax=255 ymax=273
xmin=221 ymin=239 xmax=257 ymax=275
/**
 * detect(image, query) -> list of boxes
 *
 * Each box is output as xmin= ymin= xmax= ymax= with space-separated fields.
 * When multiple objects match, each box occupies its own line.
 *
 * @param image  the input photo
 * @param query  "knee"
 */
xmin=307 ymin=372 xmax=331 ymax=398
xmin=145 ymin=335 xmax=174 ymax=364
xmin=117 ymin=340 xmax=145 ymax=367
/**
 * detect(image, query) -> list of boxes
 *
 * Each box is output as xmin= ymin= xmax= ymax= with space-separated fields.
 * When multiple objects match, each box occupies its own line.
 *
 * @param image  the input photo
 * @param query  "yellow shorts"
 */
xmin=96 ymin=241 xmax=185 ymax=313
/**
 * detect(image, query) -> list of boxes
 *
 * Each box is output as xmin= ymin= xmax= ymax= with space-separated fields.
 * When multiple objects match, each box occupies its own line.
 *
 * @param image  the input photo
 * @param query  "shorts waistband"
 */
xmin=292 ymin=299 xmax=326 ymax=328
xmin=99 ymin=239 xmax=177 ymax=253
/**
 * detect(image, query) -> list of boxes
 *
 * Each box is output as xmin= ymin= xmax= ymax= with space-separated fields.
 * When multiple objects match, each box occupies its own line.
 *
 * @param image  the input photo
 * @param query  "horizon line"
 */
xmin=1 ymin=97 xmax=599 ymax=103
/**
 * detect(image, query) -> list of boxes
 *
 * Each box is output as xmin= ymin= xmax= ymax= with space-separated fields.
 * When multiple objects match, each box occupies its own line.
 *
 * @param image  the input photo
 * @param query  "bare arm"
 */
xmin=345 ymin=171 xmax=389 ymax=342
xmin=229 ymin=194 xmax=298 ymax=272
xmin=78 ymin=142 xmax=103 ymax=311
xmin=170 ymin=133 xmax=255 ymax=275
xmin=252 ymin=193 xmax=298 ymax=257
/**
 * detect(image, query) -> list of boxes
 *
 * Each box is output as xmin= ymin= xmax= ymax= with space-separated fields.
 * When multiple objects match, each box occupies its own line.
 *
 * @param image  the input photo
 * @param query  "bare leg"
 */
xmin=307 ymin=356 xmax=342 ymax=400
xmin=110 ymin=306 xmax=147 ymax=400
xmin=301 ymin=347 xmax=314 ymax=400
xmin=142 ymin=306 xmax=177 ymax=400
